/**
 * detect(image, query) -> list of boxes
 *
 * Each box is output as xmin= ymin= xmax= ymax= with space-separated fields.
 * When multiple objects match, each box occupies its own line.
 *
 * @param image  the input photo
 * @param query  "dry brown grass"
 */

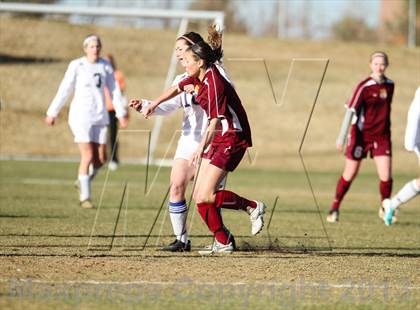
xmin=1 ymin=16 xmax=419 ymax=172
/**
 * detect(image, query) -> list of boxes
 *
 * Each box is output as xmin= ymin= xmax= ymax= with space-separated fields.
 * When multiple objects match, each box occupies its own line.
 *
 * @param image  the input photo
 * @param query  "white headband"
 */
xmin=179 ymin=35 xmax=195 ymax=45
xmin=83 ymin=35 xmax=100 ymax=47
xmin=371 ymin=52 xmax=386 ymax=59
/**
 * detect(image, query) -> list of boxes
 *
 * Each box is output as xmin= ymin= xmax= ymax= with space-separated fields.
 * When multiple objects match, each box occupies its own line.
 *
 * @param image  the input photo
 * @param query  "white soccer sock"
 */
xmin=390 ymin=179 xmax=420 ymax=209
xmin=78 ymin=174 xmax=90 ymax=201
xmin=89 ymin=164 xmax=99 ymax=181
xmin=168 ymin=200 xmax=188 ymax=244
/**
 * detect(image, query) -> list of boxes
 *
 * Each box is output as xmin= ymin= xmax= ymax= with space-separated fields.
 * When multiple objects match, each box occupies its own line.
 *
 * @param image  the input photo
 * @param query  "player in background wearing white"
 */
xmin=130 ymin=26 xmax=231 ymax=252
xmin=45 ymin=35 xmax=128 ymax=209
xmin=383 ymin=87 xmax=420 ymax=225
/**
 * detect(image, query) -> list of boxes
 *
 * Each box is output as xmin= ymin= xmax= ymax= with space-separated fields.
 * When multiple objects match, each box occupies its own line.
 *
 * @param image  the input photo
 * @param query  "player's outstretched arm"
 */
xmin=130 ymin=97 xmax=181 ymax=117
xmin=140 ymin=85 xmax=181 ymax=119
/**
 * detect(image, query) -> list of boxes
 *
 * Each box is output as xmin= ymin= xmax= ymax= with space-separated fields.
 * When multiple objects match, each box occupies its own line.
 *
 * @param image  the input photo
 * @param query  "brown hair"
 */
xmin=177 ymin=32 xmax=204 ymax=46
xmin=187 ymin=23 xmax=223 ymax=68
xmin=207 ymin=23 xmax=223 ymax=58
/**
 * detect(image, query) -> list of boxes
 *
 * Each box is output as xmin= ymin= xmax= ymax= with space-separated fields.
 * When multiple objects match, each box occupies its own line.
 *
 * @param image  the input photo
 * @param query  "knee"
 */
xmin=195 ymin=192 xmax=215 ymax=204
xmin=81 ymin=152 xmax=94 ymax=163
xmin=170 ymin=182 xmax=186 ymax=201
xmin=342 ymin=171 xmax=356 ymax=182
xmin=171 ymin=181 xmax=185 ymax=196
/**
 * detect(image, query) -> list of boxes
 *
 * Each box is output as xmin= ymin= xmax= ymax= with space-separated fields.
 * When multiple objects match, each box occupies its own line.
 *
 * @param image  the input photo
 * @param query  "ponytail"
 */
xmin=207 ymin=24 xmax=223 ymax=64
xmin=188 ymin=23 xmax=223 ymax=68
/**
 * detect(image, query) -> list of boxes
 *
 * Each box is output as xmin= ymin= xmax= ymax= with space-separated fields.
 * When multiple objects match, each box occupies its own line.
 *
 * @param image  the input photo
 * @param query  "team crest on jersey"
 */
xmin=379 ymin=88 xmax=387 ymax=99
xmin=194 ymin=85 xmax=200 ymax=94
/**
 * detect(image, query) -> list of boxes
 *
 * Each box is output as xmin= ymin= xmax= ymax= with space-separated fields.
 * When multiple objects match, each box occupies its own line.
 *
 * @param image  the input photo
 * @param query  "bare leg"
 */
xmin=78 ymin=143 xmax=94 ymax=175
xmin=92 ymin=143 xmax=107 ymax=169
xmin=193 ymin=159 xmax=227 ymax=204
xmin=342 ymin=158 xmax=362 ymax=181
xmin=170 ymin=159 xmax=195 ymax=202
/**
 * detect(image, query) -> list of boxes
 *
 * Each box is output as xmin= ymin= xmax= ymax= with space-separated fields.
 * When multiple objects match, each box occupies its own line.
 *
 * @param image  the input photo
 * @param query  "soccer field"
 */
xmin=0 ymin=160 xmax=419 ymax=309
xmin=1 ymin=13 xmax=419 ymax=310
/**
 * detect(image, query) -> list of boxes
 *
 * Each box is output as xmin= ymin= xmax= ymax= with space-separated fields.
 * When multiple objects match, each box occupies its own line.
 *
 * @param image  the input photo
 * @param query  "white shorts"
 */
xmin=174 ymin=136 xmax=200 ymax=160
xmin=69 ymin=123 xmax=108 ymax=144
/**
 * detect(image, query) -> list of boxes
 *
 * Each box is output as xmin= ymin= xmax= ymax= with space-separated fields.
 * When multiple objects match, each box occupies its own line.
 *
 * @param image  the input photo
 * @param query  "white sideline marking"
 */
xmin=0 ymin=278 xmax=419 ymax=290
xmin=17 ymin=178 xmax=140 ymax=187
xmin=4 ymin=178 xmax=372 ymax=198
xmin=0 ymin=155 xmax=172 ymax=166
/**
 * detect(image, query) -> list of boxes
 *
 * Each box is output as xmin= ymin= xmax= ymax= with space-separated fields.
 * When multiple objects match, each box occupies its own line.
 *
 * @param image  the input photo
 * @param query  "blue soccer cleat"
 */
xmin=383 ymin=199 xmax=394 ymax=226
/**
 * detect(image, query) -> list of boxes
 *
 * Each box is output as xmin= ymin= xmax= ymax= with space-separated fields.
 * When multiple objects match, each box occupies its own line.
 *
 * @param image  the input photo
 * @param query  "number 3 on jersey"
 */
xmin=93 ymin=73 xmax=102 ymax=88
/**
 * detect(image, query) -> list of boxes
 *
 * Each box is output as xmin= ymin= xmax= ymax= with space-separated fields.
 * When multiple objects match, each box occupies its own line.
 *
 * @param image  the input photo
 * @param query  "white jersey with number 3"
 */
xmin=47 ymin=56 xmax=126 ymax=126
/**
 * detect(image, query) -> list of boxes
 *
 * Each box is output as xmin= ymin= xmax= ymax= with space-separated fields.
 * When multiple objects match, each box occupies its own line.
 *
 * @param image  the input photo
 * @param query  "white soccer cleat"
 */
xmin=326 ymin=210 xmax=339 ymax=223
xmin=108 ymin=161 xmax=119 ymax=171
xmin=198 ymin=240 xmax=234 ymax=255
xmin=80 ymin=199 xmax=94 ymax=209
xmin=250 ymin=201 xmax=266 ymax=235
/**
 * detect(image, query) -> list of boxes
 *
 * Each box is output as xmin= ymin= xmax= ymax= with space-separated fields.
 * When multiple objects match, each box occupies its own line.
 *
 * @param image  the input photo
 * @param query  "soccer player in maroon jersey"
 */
xmin=140 ymin=33 xmax=266 ymax=255
xmin=327 ymin=51 xmax=394 ymax=223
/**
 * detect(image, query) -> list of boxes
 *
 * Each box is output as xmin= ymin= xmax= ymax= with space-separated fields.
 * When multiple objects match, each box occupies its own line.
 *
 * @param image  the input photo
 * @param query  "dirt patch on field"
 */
xmin=1 ymin=253 xmax=419 ymax=286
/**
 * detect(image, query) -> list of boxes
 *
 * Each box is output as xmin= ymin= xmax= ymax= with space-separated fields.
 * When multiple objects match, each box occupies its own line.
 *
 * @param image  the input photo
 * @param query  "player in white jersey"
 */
xmin=383 ymin=87 xmax=420 ymax=225
xmin=45 ymin=35 xmax=128 ymax=209
xmin=130 ymin=27 xmax=231 ymax=252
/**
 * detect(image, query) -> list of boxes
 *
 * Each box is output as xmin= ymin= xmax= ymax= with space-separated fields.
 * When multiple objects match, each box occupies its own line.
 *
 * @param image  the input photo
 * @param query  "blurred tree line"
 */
xmin=332 ymin=0 xmax=419 ymax=45
xmin=4 ymin=0 xmax=419 ymax=46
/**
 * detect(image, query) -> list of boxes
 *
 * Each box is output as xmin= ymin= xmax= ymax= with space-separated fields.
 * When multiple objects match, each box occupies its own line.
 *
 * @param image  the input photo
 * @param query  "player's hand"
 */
xmin=141 ymin=104 xmax=155 ymax=119
xmin=118 ymin=116 xmax=128 ymax=128
xmin=45 ymin=116 xmax=55 ymax=126
xmin=336 ymin=143 xmax=343 ymax=152
xmin=129 ymin=99 xmax=142 ymax=112
xmin=184 ymin=84 xmax=195 ymax=94
xmin=190 ymin=147 xmax=203 ymax=167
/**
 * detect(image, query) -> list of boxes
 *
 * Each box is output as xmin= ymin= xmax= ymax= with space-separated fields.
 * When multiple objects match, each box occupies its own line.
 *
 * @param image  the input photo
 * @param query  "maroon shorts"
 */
xmin=346 ymin=134 xmax=392 ymax=160
xmin=202 ymin=143 xmax=247 ymax=172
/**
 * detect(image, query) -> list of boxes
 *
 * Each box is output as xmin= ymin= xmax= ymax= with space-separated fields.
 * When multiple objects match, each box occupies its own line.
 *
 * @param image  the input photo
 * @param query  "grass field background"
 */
xmin=0 ymin=160 xmax=419 ymax=309
xmin=0 ymin=15 xmax=419 ymax=310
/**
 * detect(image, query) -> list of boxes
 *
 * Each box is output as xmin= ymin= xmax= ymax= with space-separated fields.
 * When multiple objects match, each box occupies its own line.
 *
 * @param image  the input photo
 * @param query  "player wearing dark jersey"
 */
xmin=140 ymin=34 xmax=266 ymax=255
xmin=327 ymin=51 xmax=394 ymax=223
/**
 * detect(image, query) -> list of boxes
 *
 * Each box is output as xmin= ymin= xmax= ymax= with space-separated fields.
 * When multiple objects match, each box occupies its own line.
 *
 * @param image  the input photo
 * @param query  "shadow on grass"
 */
xmin=0 ymin=53 xmax=60 ymax=64
xmin=0 ymin=214 xmax=67 ymax=219
xmin=0 ymin=236 xmax=419 ymax=258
